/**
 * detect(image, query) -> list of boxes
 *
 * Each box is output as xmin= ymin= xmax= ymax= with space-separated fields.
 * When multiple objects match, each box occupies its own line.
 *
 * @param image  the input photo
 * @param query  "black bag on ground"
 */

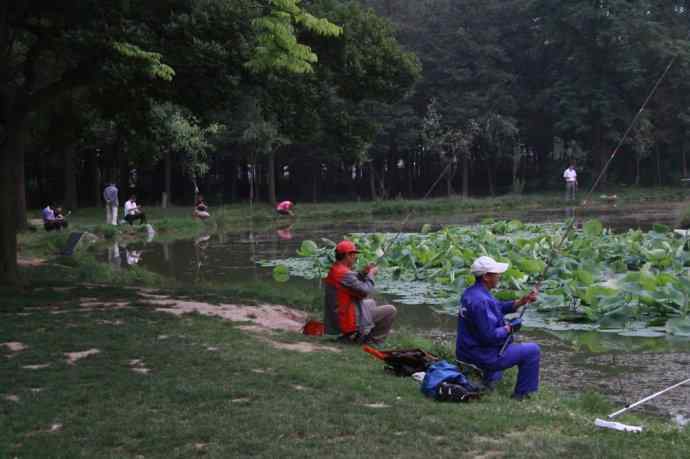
xmin=381 ymin=349 xmax=439 ymax=377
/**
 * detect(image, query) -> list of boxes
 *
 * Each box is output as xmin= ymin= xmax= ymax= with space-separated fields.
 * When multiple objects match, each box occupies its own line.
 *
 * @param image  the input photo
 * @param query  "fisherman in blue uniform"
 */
xmin=456 ymin=256 xmax=540 ymax=400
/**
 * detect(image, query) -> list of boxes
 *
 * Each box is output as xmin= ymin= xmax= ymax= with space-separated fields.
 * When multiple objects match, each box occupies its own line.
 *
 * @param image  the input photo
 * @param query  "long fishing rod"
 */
xmin=377 ymin=161 xmax=454 ymax=258
xmin=499 ymin=54 xmax=678 ymax=357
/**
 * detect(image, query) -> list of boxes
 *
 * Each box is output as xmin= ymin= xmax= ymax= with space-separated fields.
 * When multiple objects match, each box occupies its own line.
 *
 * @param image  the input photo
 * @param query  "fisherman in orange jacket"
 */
xmin=324 ymin=240 xmax=397 ymax=344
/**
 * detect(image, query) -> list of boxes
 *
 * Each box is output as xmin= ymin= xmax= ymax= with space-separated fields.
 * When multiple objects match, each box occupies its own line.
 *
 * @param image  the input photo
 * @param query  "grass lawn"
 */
xmin=2 ymin=285 xmax=689 ymax=458
xmin=7 ymin=189 xmax=690 ymax=456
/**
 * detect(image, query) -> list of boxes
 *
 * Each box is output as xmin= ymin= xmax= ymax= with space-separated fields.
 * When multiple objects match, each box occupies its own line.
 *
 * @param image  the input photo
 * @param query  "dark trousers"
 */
xmin=44 ymin=220 xmax=68 ymax=231
xmin=125 ymin=213 xmax=146 ymax=225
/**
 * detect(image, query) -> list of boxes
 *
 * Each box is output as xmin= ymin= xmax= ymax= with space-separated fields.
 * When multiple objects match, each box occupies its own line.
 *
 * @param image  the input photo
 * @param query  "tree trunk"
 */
xmin=15 ymin=132 xmax=27 ymax=231
xmin=592 ymin=118 xmax=607 ymax=189
xmin=0 ymin=130 xmax=21 ymax=285
xmin=635 ymin=153 xmax=641 ymax=186
xmin=64 ymin=147 xmax=77 ymax=209
xmin=162 ymin=150 xmax=171 ymax=208
xmin=446 ymin=160 xmax=456 ymax=196
xmin=368 ymin=162 xmax=377 ymax=200
xmin=486 ymin=156 xmax=496 ymax=196
xmin=91 ymin=152 xmax=101 ymax=206
xmin=266 ymin=151 xmax=276 ymax=206
xmin=512 ymin=151 xmax=520 ymax=193
xmin=682 ymin=148 xmax=688 ymax=179
xmin=462 ymin=154 xmax=469 ymax=198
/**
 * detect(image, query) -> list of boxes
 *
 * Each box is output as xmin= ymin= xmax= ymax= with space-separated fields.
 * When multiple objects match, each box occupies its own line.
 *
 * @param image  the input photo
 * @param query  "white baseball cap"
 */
xmin=471 ymin=256 xmax=509 ymax=276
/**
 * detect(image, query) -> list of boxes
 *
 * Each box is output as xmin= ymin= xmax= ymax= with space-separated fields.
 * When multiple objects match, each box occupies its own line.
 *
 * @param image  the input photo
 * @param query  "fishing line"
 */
xmin=499 ymin=54 xmax=678 ymax=356
xmin=378 ymin=161 xmax=454 ymax=257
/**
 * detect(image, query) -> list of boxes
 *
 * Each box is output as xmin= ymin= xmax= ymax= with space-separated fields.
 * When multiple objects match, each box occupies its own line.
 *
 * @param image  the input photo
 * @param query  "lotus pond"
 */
xmin=264 ymin=219 xmax=690 ymax=338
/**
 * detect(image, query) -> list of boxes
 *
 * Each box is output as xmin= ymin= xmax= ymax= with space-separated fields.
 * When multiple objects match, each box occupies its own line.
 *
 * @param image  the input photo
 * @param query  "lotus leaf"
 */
xmin=272 ymin=264 xmax=290 ymax=283
xmin=298 ymin=240 xmax=319 ymax=257
xmin=583 ymin=219 xmax=604 ymax=237
xmin=665 ymin=317 xmax=690 ymax=336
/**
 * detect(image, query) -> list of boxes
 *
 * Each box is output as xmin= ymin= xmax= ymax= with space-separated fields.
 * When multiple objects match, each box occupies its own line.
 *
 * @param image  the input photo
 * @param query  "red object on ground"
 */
xmin=362 ymin=345 xmax=387 ymax=361
xmin=302 ymin=320 xmax=325 ymax=336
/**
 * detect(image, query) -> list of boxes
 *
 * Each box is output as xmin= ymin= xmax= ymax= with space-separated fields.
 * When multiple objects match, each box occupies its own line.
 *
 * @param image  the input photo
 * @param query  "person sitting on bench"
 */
xmin=124 ymin=195 xmax=146 ymax=225
xmin=42 ymin=203 xmax=68 ymax=231
xmin=193 ymin=194 xmax=210 ymax=220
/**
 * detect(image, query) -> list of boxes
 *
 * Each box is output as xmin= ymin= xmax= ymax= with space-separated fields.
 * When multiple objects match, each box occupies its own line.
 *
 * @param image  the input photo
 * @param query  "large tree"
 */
xmin=0 ymin=0 xmax=341 ymax=285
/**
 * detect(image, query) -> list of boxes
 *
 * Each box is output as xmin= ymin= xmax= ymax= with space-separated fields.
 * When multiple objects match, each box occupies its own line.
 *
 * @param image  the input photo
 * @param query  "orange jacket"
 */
xmin=323 ymin=262 xmax=375 ymax=335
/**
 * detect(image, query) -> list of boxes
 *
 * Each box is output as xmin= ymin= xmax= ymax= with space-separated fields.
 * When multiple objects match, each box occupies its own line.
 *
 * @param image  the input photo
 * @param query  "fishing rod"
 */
xmin=377 ymin=161 xmax=454 ymax=258
xmin=499 ymin=54 xmax=678 ymax=357
xmin=595 ymin=376 xmax=690 ymax=432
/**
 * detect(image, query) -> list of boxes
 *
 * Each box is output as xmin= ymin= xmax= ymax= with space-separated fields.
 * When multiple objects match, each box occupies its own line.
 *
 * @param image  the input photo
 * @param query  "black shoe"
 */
xmin=511 ymin=392 xmax=532 ymax=401
xmin=436 ymin=382 xmax=480 ymax=402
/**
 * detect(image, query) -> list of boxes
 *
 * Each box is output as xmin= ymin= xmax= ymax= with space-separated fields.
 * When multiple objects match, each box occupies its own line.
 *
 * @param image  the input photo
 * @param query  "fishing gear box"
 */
xmin=363 ymin=346 xmax=439 ymax=377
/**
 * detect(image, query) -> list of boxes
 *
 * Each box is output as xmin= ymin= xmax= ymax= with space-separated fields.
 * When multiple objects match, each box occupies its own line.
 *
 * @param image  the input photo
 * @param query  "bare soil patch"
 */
xmin=129 ymin=359 xmax=151 ymax=374
xmin=22 ymin=364 xmax=50 ymax=370
xmin=65 ymin=349 xmax=100 ymax=365
xmin=1 ymin=341 xmax=28 ymax=352
xmin=146 ymin=299 xmax=309 ymax=332
xmin=17 ymin=257 xmax=45 ymax=267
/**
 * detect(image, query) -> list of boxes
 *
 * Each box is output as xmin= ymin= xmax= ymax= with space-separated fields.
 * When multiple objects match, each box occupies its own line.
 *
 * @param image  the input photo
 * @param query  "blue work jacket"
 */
xmin=456 ymin=281 xmax=516 ymax=365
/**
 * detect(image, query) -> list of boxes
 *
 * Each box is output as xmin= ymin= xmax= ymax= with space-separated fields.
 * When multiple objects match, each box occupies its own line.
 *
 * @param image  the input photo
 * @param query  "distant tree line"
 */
xmin=2 ymin=0 xmax=690 ymax=284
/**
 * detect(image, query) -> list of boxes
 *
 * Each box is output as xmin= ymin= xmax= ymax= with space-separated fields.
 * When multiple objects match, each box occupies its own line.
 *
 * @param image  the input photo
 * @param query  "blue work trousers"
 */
xmin=482 ymin=343 xmax=540 ymax=396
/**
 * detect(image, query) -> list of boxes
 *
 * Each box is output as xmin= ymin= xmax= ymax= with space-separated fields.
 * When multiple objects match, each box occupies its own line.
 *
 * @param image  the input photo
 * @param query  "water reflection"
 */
xmin=108 ymin=242 xmax=143 ymax=268
xmin=276 ymin=224 xmax=294 ymax=240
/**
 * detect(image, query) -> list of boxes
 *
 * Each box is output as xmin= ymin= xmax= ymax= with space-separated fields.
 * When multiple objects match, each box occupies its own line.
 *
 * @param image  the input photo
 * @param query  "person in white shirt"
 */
xmin=563 ymin=162 xmax=577 ymax=201
xmin=124 ymin=195 xmax=146 ymax=225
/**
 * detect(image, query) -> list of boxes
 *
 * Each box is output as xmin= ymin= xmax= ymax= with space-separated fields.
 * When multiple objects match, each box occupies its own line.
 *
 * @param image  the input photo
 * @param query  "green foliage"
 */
xmin=111 ymin=42 xmax=175 ymax=81
xmin=149 ymin=101 xmax=223 ymax=181
xmin=247 ymin=0 xmax=342 ymax=74
xmin=272 ymin=264 xmax=290 ymax=282
xmin=265 ymin=218 xmax=690 ymax=333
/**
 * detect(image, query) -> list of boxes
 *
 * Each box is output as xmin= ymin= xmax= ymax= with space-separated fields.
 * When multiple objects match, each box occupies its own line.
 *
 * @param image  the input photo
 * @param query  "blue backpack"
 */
xmin=421 ymin=360 xmax=481 ymax=401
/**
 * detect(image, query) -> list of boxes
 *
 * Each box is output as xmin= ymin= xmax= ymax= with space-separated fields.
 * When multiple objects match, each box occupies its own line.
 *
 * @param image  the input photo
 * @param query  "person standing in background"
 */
xmin=103 ymin=182 xmax=119 ymax=225
xmin=563 ymin=162 xmax=577 ymax=202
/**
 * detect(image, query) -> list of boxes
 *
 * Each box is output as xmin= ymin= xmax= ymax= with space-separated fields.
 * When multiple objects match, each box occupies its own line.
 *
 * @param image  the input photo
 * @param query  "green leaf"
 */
xmin=272 ymin=265 xmax=290 ymax=282
xmin=652 ymin=223 xmax=670 ymax=233
xmin=583 ymin=219 xmax=603 ymax=237
xmin=421 ymin=224 xmax=432 ymax=234
xmin=665 ymin=317 xmax=690 ymax=336
xmin=575 ymin=269 xmax=594 ymax=285
xmin=297 ymin=240 xmax=319 ymax=257
xmin=517 ymin=258 xmax=545 ymax=275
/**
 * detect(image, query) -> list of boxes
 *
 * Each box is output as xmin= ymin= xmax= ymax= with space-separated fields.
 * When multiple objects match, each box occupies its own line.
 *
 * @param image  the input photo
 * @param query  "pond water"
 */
xmin=118 ymin=202 xmax=690 ymax=420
